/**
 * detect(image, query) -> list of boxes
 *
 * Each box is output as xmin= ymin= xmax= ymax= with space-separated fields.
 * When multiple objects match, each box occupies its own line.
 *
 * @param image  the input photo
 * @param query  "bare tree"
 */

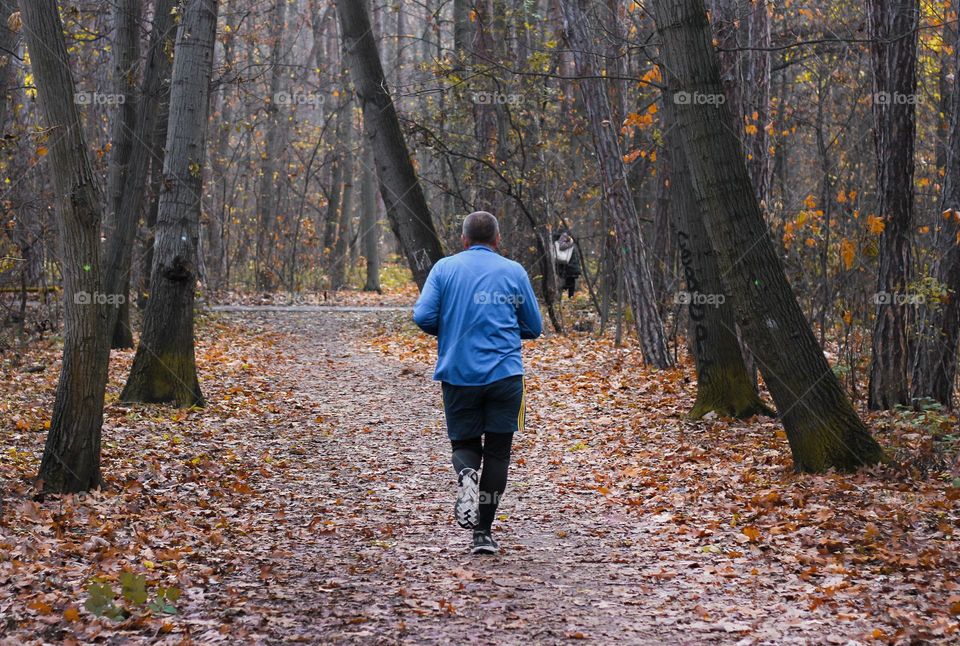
xmin=335 ymin=0 xmax=444 ymax=288
xmin=866 ymin=0 xmax=919 ymax=410
xmin=122 ymin=0 xmax=220 ymax=406
xmin=558 ymin=0 xmax=671 ymax=369
xmin=912 ymin=41 xmax=960 ymax=408
xmin=651 ymin=0 xmax=885 ymax=472
xmin=20 ymin=0 xmax=110 ymax=492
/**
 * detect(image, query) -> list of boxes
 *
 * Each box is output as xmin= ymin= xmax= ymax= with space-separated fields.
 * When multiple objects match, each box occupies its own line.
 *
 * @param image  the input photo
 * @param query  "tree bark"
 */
xmin=335 ymin=0 xmax=444 ymax=289
xmin=101 ymin=0 xmax=140 ymax=349
xmin=651 ymin=0 xmax=885 ymax=472
xmin=331 ymin=102 xmax=355 ymax=290
xmin=866 ymin=0 xmax=919 ymax=410
xmin=663 ymin=94 xmax=772 ymax=420
xmin=912 ymin=41 xmax=960 ymax=408
xmin=103 ymin=0 xmax=176 ymax=350
xmin=20 ymin=0 xmax=110 ymax=492
xmin=558 ymin=0 xmax=671 ymax=368
xmin=121 ymin=0 xmax=219 ymax=407
xmin=0 ymin=0 xmax=18 ymax=136
xmin=361 ymin=132 xmax=381 ymax=292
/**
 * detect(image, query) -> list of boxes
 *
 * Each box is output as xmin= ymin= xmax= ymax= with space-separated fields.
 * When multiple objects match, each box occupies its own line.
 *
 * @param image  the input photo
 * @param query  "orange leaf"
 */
xmin=840 ymin=238 xmax=855 ymax=270
xmin=867 ymin=214 xmax=886 ymax=235
xmin=742 ymin=526 xmax=761 ymax=542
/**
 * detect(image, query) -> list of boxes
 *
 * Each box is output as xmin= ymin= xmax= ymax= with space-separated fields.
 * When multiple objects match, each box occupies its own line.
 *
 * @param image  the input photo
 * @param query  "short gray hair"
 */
xmin=462 ymin=211 xmax=499 ymax=245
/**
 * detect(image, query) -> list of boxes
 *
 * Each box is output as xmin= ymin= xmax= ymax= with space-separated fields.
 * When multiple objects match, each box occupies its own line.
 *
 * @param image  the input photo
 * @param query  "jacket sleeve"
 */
xmin=517 ymin=269 xmax=543 ymax=340
xmin=413 ymin=262 xmax=442 ymax=336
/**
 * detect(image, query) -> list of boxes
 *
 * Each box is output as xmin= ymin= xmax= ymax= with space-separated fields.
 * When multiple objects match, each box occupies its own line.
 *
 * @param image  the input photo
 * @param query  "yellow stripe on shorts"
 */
xmin=517 ymin=377 xmax=525 ymax=431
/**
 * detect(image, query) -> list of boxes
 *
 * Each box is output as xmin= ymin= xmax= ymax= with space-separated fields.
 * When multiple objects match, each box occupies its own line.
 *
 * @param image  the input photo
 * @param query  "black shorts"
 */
xmin=441 ymin=375 xmax=525 ymax=441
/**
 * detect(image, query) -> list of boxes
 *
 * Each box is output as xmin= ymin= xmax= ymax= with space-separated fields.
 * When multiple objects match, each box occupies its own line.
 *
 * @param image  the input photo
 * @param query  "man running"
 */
xmin=413 ymin=211 xmax=542 ymax=554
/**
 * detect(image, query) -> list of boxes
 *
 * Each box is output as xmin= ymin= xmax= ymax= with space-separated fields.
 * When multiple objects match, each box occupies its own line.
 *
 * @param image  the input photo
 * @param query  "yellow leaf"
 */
xmin=744 ymin=124 xmax=758 ymax=135
xmin=867 ymin=214 xmax=886 ymax=234
xmin=840 ymin=238 xmax=855 ymax=270
xmin=63 ymin=606 xmax=80 ymax=622
xmin=842 ymin=310 xmax=853 ymax=325
xmin=36 ymin=146 xmax=48 ymax=156
xmin=804 ymin=194 xmax=817 ymax=210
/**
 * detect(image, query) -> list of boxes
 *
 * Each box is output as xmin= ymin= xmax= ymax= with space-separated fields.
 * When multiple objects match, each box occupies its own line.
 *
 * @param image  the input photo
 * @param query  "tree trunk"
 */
xmin=103 ymin=0 xmax=177 ymax=351
xmin=0 ymin=0 xmax=18 ymax=136
xmin=331 ymin=102 xmax=355 ymax=290
xmin=866 ymin=0 xmax=919 ymax=410
xmin=336 ymin=0 xmax=444 ymax=289
xmin=121 ymin=0 xmax=219 ymax=407
xmin=207 ymin=0 xmax=235 ymax=291
xmin=912 ymin=41 xmax=960 ymax=408
xmin=663 ymin=95 xmax=772 ymax=420
xmin=20 ymin=0 xmax=110 ymax=492
xmin=361 ymin=132 xmax=381 ymax=292
xmin=651 ymin=0 xmax=885 ymax=472
xmin=558 ymin=0 xmax=671 ymax=369
xmin=453 ymin=0 xmax=471 ymax=66
xmin=101 ymin=0 xmax=140 ymax=349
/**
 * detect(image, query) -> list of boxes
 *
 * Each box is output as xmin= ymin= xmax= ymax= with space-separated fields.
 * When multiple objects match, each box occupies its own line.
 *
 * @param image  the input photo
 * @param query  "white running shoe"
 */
xmin=454 ymin=468 xmax=480 ymax=529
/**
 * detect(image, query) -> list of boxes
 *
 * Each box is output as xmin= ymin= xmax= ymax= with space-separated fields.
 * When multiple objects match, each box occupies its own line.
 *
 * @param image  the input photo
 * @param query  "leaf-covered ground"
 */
xmin=1 ymin=306 xmax=958 ymax=644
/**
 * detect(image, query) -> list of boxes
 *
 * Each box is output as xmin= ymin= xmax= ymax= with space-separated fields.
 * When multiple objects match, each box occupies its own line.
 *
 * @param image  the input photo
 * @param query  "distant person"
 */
xmin=553 ymin=229 xmax=581 ymax=298
xmin=413 ymin=211 xmax=543 ymax=554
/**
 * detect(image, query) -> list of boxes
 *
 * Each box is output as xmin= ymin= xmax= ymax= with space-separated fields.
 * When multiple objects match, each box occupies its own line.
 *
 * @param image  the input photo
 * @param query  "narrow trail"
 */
xmin=184 ymin=309 xmax=900 ymax=645
xmin=201 ymin=310 xmax=669 ymax=644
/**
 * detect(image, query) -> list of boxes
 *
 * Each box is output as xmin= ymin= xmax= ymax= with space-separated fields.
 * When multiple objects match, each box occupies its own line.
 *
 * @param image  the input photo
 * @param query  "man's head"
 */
xmin=462 ymin=211 xmax=500 ymax=250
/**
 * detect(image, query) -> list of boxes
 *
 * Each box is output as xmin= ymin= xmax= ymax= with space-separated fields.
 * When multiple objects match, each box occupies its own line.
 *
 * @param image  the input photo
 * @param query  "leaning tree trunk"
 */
xmin=20 ymin=0 xmax=110 ymax=492
xmin=651 ymin=0 xmax=885 ymax=472
xmin=866 ymin=0 xmax=919 ymax=410
xmin=663 ymin=95 xmax=772 ymax=420
xmin=121 ymin=0 xmax=219 ymax=407
xmin=558 ymin=0 xmax=671 ymax=369
xmin=912 ymin=41 xmax=960 ymax=408
xmin=335 ymin=0 xmax=444 ymax=289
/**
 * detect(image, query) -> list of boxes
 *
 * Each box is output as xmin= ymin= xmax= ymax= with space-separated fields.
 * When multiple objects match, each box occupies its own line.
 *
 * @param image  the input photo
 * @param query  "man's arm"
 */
xmin=517 ymin=269 xmax=543 ymax=340
xmin=413 ymin=262 xmax=442 ymax=336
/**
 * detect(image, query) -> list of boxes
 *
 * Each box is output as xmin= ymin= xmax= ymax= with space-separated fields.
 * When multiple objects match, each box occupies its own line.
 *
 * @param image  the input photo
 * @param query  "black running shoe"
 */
xmin=455 ymin=468 xmax=480 ymax=529
xmin=471 ymin=530 xmax=499 ymax=555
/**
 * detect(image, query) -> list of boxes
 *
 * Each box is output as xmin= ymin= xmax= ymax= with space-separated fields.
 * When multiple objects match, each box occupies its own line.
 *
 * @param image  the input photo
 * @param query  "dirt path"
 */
xmin=195 ymin=310 xmax=676 ymax=645
xmin=178 ymin=309 xmax=940 ymax=645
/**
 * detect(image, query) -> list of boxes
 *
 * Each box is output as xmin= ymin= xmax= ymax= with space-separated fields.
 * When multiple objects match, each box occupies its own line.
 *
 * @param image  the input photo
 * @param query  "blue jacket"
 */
xmin=413 ymin=245 xmax=543 ymax=386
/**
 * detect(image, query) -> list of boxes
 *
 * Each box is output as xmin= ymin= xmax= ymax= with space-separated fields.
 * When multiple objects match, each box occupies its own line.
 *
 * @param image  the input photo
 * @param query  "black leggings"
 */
xmin=451 ymin=432 xmax=514 ymax=532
